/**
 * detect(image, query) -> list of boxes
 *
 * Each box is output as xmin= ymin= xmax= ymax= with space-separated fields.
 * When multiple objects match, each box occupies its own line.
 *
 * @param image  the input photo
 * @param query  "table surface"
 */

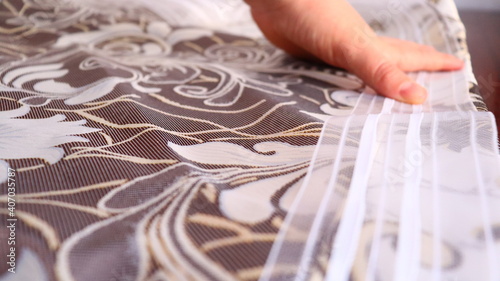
xmin=459 ymin=9 xmax=500 ymax=141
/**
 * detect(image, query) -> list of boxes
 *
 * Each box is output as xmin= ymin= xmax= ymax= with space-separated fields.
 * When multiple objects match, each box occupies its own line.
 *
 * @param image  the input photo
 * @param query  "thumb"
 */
xmin=345 ymin=50 xmax=428 ymax=104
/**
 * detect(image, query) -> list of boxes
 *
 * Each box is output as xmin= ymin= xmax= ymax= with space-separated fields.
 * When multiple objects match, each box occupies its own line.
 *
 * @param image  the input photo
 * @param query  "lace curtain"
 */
xmin=0 ymin=0 xmax=498 ymax=280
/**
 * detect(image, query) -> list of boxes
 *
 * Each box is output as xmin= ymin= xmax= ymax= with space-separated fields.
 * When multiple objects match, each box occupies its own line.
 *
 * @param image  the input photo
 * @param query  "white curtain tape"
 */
xmin=260 ymin=1 xmax=500 ymax=280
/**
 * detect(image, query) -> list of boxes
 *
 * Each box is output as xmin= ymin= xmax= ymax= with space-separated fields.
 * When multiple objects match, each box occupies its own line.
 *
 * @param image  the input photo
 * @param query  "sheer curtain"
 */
xmin=0 ymin=0 xmax=498 ymax=280
xmin=259 ymin=1 xmax=500 ymax=280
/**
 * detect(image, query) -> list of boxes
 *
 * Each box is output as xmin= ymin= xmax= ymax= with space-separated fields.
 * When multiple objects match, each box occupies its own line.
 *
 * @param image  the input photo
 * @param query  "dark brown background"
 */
xmin=459 ymin=9 xmax=500 ymax=141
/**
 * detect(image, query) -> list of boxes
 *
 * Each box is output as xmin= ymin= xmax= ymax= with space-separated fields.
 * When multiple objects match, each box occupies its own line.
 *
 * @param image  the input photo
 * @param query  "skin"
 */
xmin=244 ymin=0 xmax=464 ymax=104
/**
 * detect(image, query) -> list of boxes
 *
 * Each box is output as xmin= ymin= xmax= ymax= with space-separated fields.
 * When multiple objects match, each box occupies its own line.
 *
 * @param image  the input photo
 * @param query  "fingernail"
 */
xmin=399 ymin=81 xmax=427 ymax=104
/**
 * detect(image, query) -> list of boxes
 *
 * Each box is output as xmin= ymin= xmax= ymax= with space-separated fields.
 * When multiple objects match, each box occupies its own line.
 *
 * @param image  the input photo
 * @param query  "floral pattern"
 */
xmin=0 ymin=0 xmax=490 ymax=280
xmin=0 ymin=105 xmax=98 ymax=183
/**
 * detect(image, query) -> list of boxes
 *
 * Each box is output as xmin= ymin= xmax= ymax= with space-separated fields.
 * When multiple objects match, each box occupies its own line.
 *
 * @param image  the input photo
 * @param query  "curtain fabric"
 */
xmin=0 ymin=0 xmax=498 ymax=280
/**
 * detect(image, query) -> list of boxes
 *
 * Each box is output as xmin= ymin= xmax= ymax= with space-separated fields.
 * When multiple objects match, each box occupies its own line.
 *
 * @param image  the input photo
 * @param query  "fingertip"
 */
xmin=398 ymin=81 xmax=427 ymax=104
xmin=443 ymin=54 xmax=465 ymax=70
xmin=454 ymin=57 xmax=465 ymax=69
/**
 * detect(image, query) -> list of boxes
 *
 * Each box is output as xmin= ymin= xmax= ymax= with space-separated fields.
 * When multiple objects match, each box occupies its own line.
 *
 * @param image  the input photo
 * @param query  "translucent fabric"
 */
xmin=261 ymin=110 xmax=500 ymax=281
xmin=259 ymin=1 xmax=500 ymax=280
xmin=0 ymin=0 xmax=497 ymax=280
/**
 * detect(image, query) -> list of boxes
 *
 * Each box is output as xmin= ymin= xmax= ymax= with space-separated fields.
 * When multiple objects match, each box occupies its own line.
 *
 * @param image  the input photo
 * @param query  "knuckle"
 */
xmin=372 ymin=60 xmax=396 ymax=84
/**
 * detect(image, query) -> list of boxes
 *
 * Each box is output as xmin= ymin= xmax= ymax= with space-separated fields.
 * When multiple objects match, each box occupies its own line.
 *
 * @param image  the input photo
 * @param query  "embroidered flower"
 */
xmin=0 ymin=106 xmax=100 ymax=183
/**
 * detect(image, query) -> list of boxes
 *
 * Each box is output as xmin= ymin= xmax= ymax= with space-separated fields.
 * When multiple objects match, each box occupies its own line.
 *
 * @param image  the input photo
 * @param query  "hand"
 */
xmin=245 ymin=0 xmax=464 ymax=104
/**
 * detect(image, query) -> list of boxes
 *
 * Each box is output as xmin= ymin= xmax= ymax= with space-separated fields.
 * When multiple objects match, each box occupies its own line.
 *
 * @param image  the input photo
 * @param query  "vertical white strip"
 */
xmin=294 ymin=115 xmax=354 ymax=281
xmin=393 ymin=113 xmax=424 ymax=281
xmin=365 ymin=114 xmax=395 ymax=281
xmin=259 ymin=88 xmax=367 ymax=281
xmin=430 ymin=114 xmax=442 ymax=281
xmin=381 ymin=98 xmax=395 ymax=114
xmin=258 ymin=117 xmax=333 ymax=281
xmin=325 ymin=114 xmax=380 ymax=281
xmin=487 ymin=113 xmax=500 ymax=153
xmin=468 ymin=112 xmax=500 ymax=281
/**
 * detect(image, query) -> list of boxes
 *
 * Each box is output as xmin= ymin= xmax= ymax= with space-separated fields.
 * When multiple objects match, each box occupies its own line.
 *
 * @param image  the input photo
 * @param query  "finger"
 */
xmin=344 ymin=48 xmax=427 ymax=104
xmin=381 ymin=37 xmax=464 ymax=71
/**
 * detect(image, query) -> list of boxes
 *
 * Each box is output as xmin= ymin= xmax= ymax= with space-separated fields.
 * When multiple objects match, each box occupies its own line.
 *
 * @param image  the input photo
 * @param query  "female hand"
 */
xmin=245 ymin=0 xmax=464 ymax=104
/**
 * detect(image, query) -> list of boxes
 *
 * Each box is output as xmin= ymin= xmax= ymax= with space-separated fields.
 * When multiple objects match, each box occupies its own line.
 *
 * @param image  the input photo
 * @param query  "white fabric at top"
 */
xmin=137 ymin=0 xmax=263 ymax=38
